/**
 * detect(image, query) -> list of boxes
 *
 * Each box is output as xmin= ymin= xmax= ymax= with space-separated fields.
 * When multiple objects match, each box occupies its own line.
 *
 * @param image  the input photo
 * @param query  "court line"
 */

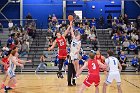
xmin=123 ymin=79 xmax=140 ymax=89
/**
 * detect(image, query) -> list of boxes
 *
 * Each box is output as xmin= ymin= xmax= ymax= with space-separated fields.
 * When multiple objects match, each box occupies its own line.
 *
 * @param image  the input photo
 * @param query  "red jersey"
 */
xmin=2 ymin=58 xmax=9 ymax=71
xmin=56 ymin=36 xmax=66 ymax=49
xmin=88 ymin=59 xmax=99 ymax=75
xmin=94 ymin=55 xmax=104 ymax=63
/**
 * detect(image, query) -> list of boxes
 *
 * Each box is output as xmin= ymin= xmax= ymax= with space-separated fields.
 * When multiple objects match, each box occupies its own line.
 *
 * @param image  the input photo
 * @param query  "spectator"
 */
xmin=10 ymin=42 xmax=16 ymax=50
xmin=90 ymin=19 xmax=96 ymax=28
xmin=138 ymin=52 xmax=140 ymax=72
xmin=26 ymin=13 xmax=33 ymax=25
xmin=26 ymin=39 xmax=30 ymax=53
xmin=0 ymin=49 xmax=2 ymax=58
xmin=26 ymin=13 xmax=32 ymax=20
xmin=131 ymin=55 xmax=138 ymax=69
xmin=20 ymin=40 xmax=28 ymax=57
xmin=122 ymin=39 xmax=129 ymax=51
xmin=119 ymin=51 xmax=128 ymax=70
xmin=7 ymin=36 xmax=13 ymax=47
xmin=107 ymin=13 xmax=112 ymax=28
xmin=46 ymin=29 xmax=53 ymax=38
xmin=52 ymin=14 xmax=57 ymax=25
xmin=123 ymin=14 xmax=129 ymax=25
xmin=0 ymin=40 xmax=2 ymax=48
xmin=0 ymin=22 xmax=3 ymax=33
xmin=48 ymin=38 xmax=53 ymax=47
xmin=79 ymin=55 xmax=84 ymax=68
xmin=48 ymin=14 xmax=52 ymax=22
xmin=91 ymin=38 xmax=98 ymax=51
xmin=35 ymin=54 xmax=47 ymax=73
xmin=118 ymin=14 xmax=123 ymax=24
xmin=88 ymin=31 xmax=96 ymax=43
xmin=2 ymin=44 xmax=9 ymax=55
xmin=8 ymin=20 xmax=13 ymax=33
xmin=128 ymin=41 xmax=138 ymax=54
xmin=82 ymin=51 xmax=89 ymax=61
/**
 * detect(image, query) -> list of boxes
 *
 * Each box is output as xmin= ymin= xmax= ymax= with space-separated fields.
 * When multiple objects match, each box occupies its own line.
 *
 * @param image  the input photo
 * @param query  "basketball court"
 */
xmin=0 ymin=73 xmax=140 ymax=93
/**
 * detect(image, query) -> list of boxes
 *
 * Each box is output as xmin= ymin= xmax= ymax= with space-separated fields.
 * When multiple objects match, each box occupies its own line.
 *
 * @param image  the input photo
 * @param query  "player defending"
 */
xmin=102 ymin=50 xmax=122 ymax=93
xmin=70 ymin=25 xmax=81 ymax=79
xmin=94 ymin=50 xmax=106 ymax=74
xmin=48 ymin=21 xmax=72 ymax=78
xmin=77 ymin=52 xmax=106 ymax=93
xmin=4 ymin=50 xmax=31 ymax=92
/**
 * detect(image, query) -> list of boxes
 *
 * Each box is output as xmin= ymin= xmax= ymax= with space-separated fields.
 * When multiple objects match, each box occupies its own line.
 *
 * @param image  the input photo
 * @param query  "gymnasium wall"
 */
xmin=0 ymin=0 xmax=140 ymax=28
xmin=23 ymin=0 xmax=63 ymax=28
xmin=124 ymin=1 xmax=140 ymax=19
xmin=0 ymin=0 xmax=20 ymax=27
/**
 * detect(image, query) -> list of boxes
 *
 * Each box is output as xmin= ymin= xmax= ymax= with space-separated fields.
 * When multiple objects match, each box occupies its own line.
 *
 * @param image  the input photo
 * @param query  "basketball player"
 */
xmin=0 ymin=54 xmax=9 ymax=89
xmin=94 ymin=50 xmax=106 ymax=74
xmin=70 ymin=25 xmax=81 ymax=79
xmin=102 ymin=50 xmax=122 ymax=93
xmin=48 ymin=21 xmax=72 ymax=78
xmin=0 ymin=46 xmax=18 ymax=89
xmin=4 ymin=50 xmax=31 ymax=91
xmin=76 ymin=52 xmax=106 ymax=93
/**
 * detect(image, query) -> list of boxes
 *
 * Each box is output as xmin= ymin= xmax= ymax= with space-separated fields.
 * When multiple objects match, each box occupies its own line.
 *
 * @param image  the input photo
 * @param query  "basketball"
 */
xmin=68 ymin=15 xmax=73 ymax=22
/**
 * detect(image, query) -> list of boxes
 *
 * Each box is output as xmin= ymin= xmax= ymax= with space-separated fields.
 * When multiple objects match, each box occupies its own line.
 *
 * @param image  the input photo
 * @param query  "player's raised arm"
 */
xmin=76 ymin=62 xmax=88 ymax=77
xmin=70 ymin=23 xmax=75 ymax=39
xmin=48 ymin=40 xmax=57 ymax=51
xmin=62 ymin=21 xmax=72 ymax=37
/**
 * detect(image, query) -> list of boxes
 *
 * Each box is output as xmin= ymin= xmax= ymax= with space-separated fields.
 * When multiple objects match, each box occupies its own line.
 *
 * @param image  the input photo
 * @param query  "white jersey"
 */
xmin=8 ymin=56 xmax=17 ymax=72
xmin=70 ymin=38 xmax=81 ymax=54
xmin=105 ymin=56 xmax=119 ymax=72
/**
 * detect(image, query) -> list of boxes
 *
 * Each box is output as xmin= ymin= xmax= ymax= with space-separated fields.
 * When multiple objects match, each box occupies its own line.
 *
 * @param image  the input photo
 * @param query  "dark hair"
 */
xmin=89 ymin=52 xmax=95 ymax=59
xmin=55 ymin=30 xmax=61 ymax=36
xmin=12 ymin=46 xmax=18 ymax=50
xmin=107 ymin=50 xmax=113 ymax=56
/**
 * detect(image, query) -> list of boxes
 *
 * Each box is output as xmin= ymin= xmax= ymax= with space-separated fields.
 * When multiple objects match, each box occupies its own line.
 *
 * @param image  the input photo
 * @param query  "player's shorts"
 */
xmin=7 ymin=69 xmax=16 ymax=79
xmin=83 ymin=74 xmax=100 ymax=87
xmin=70 ymin=52 xmax=79 ymax=61
xmin=79 ymin=60 xmax=84 ymax=65
xmin=105 ymin=71 xmax=121 ymax=85
xmin=58 ymin=49 xmax=67 ymax=59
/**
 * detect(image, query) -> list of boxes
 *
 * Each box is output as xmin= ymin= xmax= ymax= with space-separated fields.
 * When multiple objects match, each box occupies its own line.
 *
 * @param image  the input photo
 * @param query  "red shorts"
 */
xmin=58 ymin=49 xmax=67 ymax=59
xmin=83 ymin=74 xmax=100 ymax=87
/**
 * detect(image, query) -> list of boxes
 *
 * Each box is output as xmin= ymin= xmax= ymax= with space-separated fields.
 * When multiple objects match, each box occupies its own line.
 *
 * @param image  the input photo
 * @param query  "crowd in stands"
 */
xmin=47 ymin=13 xmax=98 ymax=51
xmin=0 ymin=13 xmax=36 ymax=73
xmin=109 ymin=14 xmax=140 ymax=71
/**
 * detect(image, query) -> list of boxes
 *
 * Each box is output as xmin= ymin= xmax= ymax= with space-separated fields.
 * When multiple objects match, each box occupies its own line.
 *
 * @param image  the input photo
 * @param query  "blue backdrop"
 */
xmin=0 ymin=0 xmax=140 ymax=28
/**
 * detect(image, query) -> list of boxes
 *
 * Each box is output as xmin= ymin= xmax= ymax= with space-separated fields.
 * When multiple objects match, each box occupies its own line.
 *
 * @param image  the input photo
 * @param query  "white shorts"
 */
xmin=7 ymin=69 xmax=15 ymax=79
xmin=105 ymin=71 xmax=121 ymax=85
xmin=70 ymin=52 xmax=79 ymax=61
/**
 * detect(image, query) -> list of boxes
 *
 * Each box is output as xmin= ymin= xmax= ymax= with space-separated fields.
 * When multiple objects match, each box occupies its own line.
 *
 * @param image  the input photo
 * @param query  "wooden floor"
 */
xmin=0 ymin=73 xmax=140 ymax=93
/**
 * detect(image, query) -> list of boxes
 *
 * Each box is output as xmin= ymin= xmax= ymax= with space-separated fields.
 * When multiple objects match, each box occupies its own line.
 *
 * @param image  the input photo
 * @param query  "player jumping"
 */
xmin=48 ymin=21 xmax=72 ymax=78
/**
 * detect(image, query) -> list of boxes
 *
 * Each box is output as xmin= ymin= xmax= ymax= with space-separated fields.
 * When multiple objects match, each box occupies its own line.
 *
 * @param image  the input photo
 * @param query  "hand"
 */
xmin=27 ymin=60 xmax=32 ymax=63
xmin=20 ymin=64 xmax=24 ymax=68
xmin=48 ymin=47 xmax=51 ymax=51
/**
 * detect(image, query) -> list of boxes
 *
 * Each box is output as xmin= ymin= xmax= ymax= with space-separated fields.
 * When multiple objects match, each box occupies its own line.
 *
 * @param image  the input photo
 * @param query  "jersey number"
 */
xmin=92 ymin=63 xmax=96 ymax=69
xmin=60 ymin=41 xmax=64 ymax=46
xmin=113 ymin=60 xmax=116 ymax=65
